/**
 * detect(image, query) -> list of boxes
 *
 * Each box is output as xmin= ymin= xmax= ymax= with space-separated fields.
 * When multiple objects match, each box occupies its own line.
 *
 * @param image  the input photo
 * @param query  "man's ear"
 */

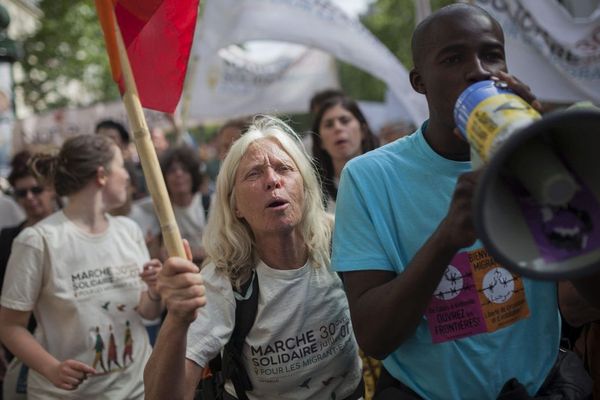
xmin=410 ymin=68 xmax=426 ymax=94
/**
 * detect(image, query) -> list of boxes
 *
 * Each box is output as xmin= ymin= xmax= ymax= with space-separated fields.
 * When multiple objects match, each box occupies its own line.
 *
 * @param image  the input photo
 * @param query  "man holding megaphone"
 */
xmin=332 ymin=3 xmax=600 ymax=399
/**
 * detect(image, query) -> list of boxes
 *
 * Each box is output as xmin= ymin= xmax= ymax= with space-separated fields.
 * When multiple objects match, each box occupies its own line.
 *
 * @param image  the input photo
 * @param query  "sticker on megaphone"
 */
xmin=454 ymin=80 xmax=577 ymax=207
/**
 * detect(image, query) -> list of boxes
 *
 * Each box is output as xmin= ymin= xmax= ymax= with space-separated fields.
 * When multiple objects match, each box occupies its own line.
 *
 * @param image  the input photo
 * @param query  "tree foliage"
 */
xmin=17 ymin=0 xmax=118 ymax=113
xmin=339 ymin=0 xmax=455 ymax=101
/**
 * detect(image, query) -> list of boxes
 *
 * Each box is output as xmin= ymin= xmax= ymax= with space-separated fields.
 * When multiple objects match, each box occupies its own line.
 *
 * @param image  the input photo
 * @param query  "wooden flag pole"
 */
xmin=113 ymin=17 xmax=186 ymax=259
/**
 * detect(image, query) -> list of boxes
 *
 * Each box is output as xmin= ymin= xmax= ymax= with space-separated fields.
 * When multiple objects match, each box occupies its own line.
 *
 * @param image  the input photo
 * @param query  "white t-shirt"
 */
xmin=186 ymin=260 xmax=362 ymax=400
xmin=1 ymin=211 xmax=152 ymax=400
xmin=128 ymin=196 xmax=157 ymax=238
xmin=172 ymin=193 xmax=205 ymax=256
xmin=135 ymin=193 xmax=206 ymax=257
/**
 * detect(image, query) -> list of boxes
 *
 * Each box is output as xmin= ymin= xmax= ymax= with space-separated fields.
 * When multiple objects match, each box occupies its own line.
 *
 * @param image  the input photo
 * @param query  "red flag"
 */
xmin=96 ymin=0 xmax=199 ymax=113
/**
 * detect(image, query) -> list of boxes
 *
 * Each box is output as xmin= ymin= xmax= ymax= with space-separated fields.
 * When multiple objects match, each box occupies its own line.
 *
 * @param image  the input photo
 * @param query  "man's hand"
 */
xmin=493 ymin=72 xmax=543 ymax=113
xmin=438 ymin=170 xmax=482 ymax=251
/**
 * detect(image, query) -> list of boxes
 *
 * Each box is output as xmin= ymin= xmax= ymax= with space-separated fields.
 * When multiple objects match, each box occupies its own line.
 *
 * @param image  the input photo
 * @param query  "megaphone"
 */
xmin=454 ymin=80 xmax=600 ymax=280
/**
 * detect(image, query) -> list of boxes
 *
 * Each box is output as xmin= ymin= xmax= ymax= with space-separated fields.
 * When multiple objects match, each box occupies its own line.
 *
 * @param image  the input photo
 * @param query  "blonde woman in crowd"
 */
xmin=144 ymin=117 xmax=363 ymax=400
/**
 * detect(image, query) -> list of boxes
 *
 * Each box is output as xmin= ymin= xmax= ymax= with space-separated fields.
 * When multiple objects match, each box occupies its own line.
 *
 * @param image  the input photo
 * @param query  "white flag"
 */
xmin=187 ymin=45 xmax=339 ymax=122
xmin=477 ymin=0 xmax=600 ymax=104
xmin=186 ymin=0 xmax=428 ymax=124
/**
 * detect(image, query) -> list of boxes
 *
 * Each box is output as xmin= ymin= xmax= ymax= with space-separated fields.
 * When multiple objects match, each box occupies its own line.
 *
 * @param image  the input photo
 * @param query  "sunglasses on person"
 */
xmin=14 ymin=186 xmax=45 ymax=198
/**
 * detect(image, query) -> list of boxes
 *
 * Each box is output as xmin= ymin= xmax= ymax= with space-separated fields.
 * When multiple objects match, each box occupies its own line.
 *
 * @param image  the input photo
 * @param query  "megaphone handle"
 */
xmin=507 ymin=139 xmax=577 ymax=206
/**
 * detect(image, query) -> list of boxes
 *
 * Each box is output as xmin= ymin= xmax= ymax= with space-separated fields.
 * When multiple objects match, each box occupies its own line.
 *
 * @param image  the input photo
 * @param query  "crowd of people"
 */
xmin=0 ymin=3 xmax=599 ymax=400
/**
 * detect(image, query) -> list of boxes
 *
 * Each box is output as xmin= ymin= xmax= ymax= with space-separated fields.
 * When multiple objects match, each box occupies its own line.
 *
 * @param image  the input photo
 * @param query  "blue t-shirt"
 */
xmin=332 ymin=125 xmax=560 ymax=400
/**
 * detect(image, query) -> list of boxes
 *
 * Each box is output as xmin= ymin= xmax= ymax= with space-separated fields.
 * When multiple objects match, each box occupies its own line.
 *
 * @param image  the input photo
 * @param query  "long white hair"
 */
xmin=202 ymin=116 xmax=331 ymax=287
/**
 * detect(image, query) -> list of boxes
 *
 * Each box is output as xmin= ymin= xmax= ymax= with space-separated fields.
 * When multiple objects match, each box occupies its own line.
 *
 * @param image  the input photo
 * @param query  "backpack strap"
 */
xmin=201 ymin=193 xmax=211 ymax=219
xmin=221 ymin=271 xmax=259 ymax=400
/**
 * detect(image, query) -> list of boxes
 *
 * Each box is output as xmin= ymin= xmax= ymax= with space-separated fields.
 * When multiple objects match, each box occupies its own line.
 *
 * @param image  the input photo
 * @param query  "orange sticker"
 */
xmin=469 ymin=249 xmax=530 ymax=332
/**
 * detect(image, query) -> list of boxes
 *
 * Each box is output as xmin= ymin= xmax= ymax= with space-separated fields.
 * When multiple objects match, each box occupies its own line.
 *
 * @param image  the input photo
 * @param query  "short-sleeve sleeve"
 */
xmin=1 ymin=227 xmax=45 ymax=311
xmin=185 ymin=263 xmax=236 ymax=367
xmin=332 ymin=165 xmax=395 ymax=273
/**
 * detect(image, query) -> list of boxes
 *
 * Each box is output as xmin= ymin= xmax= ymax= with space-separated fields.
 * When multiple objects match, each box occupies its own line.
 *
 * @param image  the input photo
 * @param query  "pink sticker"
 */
xmin=426 ymin=252 xmax=487 ymax=343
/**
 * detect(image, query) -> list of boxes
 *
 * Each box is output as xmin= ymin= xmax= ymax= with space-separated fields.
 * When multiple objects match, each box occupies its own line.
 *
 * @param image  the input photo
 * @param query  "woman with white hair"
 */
xmin=144 ymin=117 xmax=363 ymax=400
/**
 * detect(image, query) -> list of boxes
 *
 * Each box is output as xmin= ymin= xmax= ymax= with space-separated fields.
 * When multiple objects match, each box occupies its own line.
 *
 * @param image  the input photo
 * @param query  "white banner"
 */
xmin=477 ymin=0 xmax=600 ymax=104
xmin=13 ymin=101 xmax=172 ymax=151
xmin=186 ymin=45 xmax=339 ymax=121
xmin=185 ymin=0 xmax=428 ymax=124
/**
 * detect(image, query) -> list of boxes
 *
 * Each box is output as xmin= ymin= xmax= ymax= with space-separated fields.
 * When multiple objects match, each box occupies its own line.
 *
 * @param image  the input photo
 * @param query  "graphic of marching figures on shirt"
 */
xmin=91 ymin=321 xmax=134 ymax=374
xmin=93 ymin=326 xmax=108 ymax=372
xmin=123 ymin=320 xmax=134 ymax=365
xmin=107 ymin=325 xmax=122 ymax=371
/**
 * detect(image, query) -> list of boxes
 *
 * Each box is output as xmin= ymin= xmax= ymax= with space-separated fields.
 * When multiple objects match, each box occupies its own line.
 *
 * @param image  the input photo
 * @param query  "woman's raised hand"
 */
xmin=156 ymin=240 xmax=206 ymax=324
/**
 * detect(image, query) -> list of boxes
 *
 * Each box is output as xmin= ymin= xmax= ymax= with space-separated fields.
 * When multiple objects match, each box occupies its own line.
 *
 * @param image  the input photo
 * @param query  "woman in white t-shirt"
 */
xmin=144 ymin=117 xmax=363 ymax=400
xmin=0 ymin=134 xmax=164 ymax=399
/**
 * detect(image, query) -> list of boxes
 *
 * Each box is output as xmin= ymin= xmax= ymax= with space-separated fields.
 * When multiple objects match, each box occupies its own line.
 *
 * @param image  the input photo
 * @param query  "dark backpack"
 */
xmin=195 ymin=272 xmax=259 ymax=400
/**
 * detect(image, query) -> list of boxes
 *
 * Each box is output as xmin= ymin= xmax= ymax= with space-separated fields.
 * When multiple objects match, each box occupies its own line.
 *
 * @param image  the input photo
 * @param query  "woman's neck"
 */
xmin=63 ymin=189 xmax=109 ymax=234
xmin=171 ymin=192 xmax=194 ymax=208
xmin=25 ymin=215 xmax=45 ymax=228
xmin=332 ymin=158 xmax=347 ymax=180
xmin=255 ymin=230 xmax=308 ymax=270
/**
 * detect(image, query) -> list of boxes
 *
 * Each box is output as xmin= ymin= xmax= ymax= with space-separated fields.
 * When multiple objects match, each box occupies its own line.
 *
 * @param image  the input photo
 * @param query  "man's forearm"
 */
xmin=348 ymin=228 xmax=460 ymax=359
